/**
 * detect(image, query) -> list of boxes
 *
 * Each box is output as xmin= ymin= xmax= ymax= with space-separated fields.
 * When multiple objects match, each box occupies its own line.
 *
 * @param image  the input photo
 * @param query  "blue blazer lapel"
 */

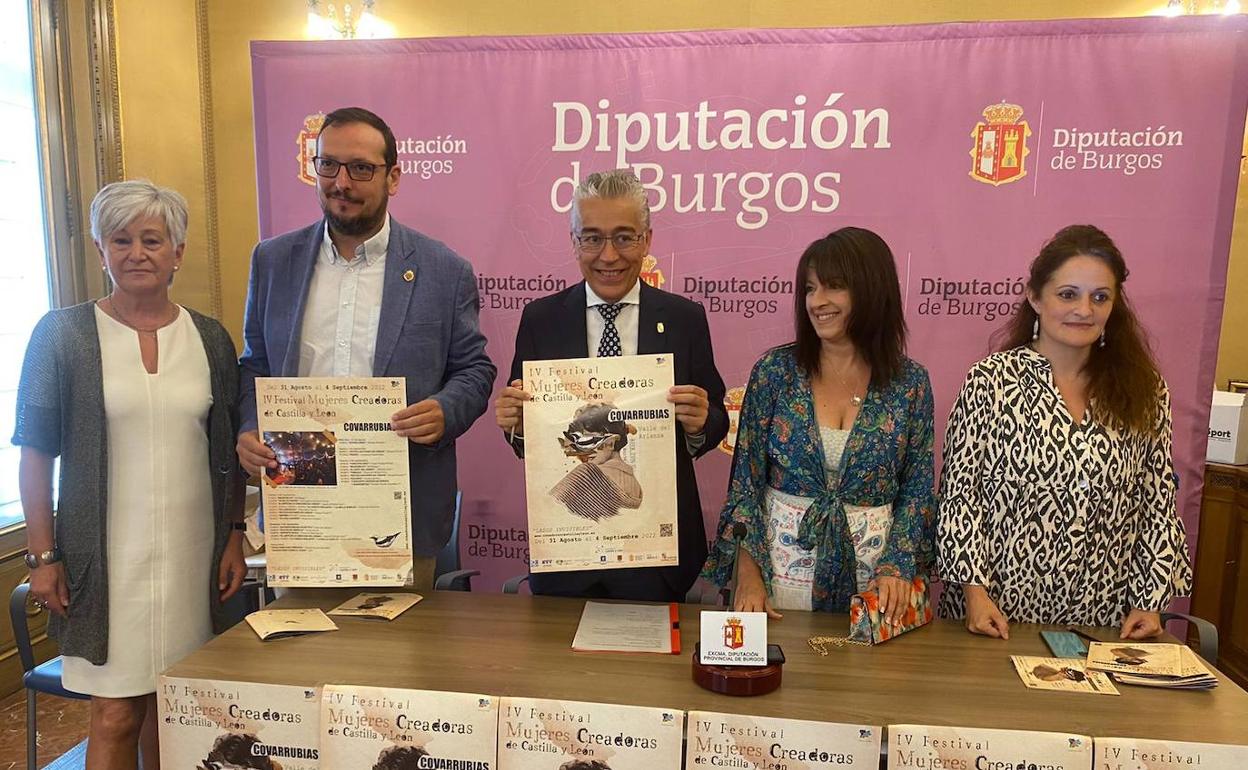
xmin=373 ymin=222 xmax=417 ymax=375
xmin=280 ymin=224 xmax=324 ymax=376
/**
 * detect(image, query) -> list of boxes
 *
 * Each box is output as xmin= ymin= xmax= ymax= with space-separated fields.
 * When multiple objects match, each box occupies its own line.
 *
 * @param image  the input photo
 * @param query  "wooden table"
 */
xmin=165 ymin=590 xmax=1248 ymax=744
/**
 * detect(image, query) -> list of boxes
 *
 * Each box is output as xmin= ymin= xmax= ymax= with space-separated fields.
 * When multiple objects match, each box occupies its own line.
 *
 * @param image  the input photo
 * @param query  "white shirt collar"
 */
xmin=321 ymin=214 xmax=391 ymax=267
xmin=585 ymin=279 xmax=641 ymax=308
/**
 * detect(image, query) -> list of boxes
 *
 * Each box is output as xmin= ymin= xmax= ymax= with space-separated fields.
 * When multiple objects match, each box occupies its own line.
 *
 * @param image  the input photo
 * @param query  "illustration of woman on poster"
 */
xmin=1030 ymin=663 xmax=1087 ymax=683
xmin=550 ymin=403 xmax=642 ymax=521
xmin=1110 ymin=646 xmax=1150 ymax=666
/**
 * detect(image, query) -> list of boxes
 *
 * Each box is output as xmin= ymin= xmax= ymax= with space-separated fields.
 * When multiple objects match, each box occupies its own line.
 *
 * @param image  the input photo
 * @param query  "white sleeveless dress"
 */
xmin=61 ymin=306 xmax=216 ymax=697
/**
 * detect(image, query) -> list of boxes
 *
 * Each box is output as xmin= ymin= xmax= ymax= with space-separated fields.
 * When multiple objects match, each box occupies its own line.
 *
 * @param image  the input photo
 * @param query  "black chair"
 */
xmin=1162 ymin=611 xmax=1219 ymax=664
xmin=433 ymin=491 xmax=479 ymax=591
xmin=502 ymin=574 xmax=529 ymax=594
xmin=9 ymin=582 xmax=89 ymax=770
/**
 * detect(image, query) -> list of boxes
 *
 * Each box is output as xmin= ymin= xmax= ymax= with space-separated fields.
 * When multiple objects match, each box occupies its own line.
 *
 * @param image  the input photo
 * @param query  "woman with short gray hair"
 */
xmin=13 ymin=179 xmax=246 ymax=769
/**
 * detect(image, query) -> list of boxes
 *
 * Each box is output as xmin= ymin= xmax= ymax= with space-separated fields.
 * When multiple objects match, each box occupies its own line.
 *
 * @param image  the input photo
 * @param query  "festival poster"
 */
xmin=320 ymin=685 xmax=498 ymax=769
xmin=158 ymin=677 xmax=321 ymax=770
xmin=257 ymin=377 xmax=413 ymax=587
xmin=1010 ymin=656 xmax=1120 ymax=695
xmin=888 ymin=724 xmax=1091 ymax=770
xmin=686 ymin=711 xmax=881 ymax=769
xmin=522 ymin=355 xmax=677 ymax=573
xmin=327 ymin=592 xmax=424 ymax=621
xmin=498 ymin=697 xmax=683 ymax=770
xmin=1085 ymin=642 xmax=1183 ymax=677
xmin=1094 ymin=737 xmax=1248 ymax=769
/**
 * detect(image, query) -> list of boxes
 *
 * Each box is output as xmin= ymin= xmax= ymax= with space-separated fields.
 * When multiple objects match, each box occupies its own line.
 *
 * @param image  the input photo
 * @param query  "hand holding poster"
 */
xmin=522 ymin=355 xmax=677 ymax=573
xmin=258 ymin=377 xmax=413 ymax=587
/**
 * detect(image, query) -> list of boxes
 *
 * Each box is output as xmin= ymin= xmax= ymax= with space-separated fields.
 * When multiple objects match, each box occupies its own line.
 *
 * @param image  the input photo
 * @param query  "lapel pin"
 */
xmin=657 ymin=322 xmax=665 ymax=334
xmin=403 ymin=269 xmax=414 ymax=282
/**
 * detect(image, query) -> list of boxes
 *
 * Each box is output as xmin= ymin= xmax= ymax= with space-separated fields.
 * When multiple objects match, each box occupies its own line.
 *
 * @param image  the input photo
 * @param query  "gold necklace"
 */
xmin=823 ymin=356 xmax=864 ymax=407
xmin=105 ymin=298 xmax=174 ymax=336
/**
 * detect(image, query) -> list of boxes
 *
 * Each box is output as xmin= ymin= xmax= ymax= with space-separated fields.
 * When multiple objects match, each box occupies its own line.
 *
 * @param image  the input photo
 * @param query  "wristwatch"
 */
xmin=24 ymin=548 xmax=62 ymax=569
xmin=230 ymin=521 xmax=247 ymax=531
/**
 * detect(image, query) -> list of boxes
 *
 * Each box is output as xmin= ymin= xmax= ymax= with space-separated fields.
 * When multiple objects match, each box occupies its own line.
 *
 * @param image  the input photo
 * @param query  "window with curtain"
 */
xmin=0 ymin=1 xmax=72 ymax=530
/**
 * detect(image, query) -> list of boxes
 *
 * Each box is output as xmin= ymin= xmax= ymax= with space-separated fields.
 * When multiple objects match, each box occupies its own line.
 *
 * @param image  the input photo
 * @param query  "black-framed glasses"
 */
xmin=574 ymin=233 xmax=645 ymax=255
xmin=312 ymin=156 xmax=389 ymax=182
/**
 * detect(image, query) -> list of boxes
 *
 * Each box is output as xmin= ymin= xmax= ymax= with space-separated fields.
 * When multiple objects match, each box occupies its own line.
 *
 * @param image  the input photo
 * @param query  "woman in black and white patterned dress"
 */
xmin=937 ymin=224 xmax=1191 ymax=640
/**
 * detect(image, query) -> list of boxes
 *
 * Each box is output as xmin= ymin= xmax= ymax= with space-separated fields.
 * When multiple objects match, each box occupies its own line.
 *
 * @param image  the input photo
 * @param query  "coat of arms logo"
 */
xmin=297 ymin=113 xmax=327 ymax=186
xmin=723 ymin=616 xmax=745 ymax=650
xmin=970 ymin=102 xmax=1031 ymax=186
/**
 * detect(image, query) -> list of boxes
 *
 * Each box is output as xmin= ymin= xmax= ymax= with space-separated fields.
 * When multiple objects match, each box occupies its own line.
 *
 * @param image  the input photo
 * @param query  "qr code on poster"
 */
xmin=659 ymin=523 xmax=673 ymax=537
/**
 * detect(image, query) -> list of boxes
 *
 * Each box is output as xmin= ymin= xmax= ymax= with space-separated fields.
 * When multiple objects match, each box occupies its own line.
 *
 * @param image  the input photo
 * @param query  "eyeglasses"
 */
xmin=312 ymin=156 xmax=389 ymax=182
xmin=574 ymin=233 xmax=646 ymax=255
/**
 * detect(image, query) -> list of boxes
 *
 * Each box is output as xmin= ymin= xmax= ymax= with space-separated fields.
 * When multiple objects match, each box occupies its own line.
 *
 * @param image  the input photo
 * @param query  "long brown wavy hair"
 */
xmin=793 ymin=227 xmax=907 ymax=386
xmin=992 ymin=224 xmax=1161 ymax=435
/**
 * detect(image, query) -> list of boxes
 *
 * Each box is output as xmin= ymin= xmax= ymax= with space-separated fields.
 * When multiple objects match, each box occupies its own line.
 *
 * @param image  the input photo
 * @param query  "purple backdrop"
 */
xmin=252 ymin=17 xmax=1248 ymax=592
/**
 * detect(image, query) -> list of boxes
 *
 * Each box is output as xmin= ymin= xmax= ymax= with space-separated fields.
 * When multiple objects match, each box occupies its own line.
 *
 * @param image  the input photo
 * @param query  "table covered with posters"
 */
xmin=163 ymin=589 xmax=1248 ymax=745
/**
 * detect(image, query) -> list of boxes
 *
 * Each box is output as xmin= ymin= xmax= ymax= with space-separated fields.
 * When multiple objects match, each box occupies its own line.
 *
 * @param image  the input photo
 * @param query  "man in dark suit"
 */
xmin=495 ymin=169 xmax=728 ymax=602
xmin=237 ymin=107 xmax=495 ymax=589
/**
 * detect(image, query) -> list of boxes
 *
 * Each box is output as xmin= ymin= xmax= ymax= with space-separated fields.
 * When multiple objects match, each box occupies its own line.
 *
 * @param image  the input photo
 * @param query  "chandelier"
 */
xmin=1159 ymin=0 xmax=1242 ymax=14
xmin=306 ymin=0 xmax=393 ymax=39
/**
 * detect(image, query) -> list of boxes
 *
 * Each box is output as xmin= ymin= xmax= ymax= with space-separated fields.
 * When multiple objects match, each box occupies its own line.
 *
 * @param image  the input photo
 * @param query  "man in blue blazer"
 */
xmin=237 ymin=107 xmax=495 ymax=588
xmin=495 ymin=169 xmax=728 ymax=602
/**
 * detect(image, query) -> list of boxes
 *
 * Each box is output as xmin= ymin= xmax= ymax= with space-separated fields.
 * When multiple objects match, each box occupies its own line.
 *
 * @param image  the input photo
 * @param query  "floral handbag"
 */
xmin=808 ymin=576 xmax=933 ymax=654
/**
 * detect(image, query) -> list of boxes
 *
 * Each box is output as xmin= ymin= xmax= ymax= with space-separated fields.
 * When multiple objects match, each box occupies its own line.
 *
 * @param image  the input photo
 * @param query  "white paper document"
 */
xmin=571 ymin=601 xmax=680 ymax=654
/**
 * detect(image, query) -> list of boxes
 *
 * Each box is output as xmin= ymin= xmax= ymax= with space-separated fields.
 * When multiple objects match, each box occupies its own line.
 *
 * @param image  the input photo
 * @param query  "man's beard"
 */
xmin=322 ymin=193 xmax=388 ymax=237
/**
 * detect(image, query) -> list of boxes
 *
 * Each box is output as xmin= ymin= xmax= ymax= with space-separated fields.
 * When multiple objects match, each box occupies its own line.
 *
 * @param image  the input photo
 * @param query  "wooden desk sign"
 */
xmin=497 ymin=697 xmax=683 ymax=769
xmin=157 ymin=677 xmax=321 ymax=769
xmin=888 ymin=724 xmax=1091 ymax=770
xmin=687 ymin=711 xmax=880 ymax=769
xmin=1095 ymin=737 xmax=1248 ymax=768
xmin=320 ymin=685 xmax=498 ymax=768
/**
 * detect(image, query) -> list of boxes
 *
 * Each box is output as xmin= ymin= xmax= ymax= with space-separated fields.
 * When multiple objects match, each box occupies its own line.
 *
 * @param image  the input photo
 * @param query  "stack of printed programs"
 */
xmin=1085 ymin=642 xmax=1218 ymax=690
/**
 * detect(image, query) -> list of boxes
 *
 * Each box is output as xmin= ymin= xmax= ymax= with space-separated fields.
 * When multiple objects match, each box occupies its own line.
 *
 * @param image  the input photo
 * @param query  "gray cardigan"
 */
xmin=12 ymin=301 xmax=244 ymax=665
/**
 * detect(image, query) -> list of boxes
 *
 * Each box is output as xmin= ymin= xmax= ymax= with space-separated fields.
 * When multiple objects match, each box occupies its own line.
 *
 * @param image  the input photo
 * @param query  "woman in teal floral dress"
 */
xmin=702 ymin=228 xmax=935 ymax=621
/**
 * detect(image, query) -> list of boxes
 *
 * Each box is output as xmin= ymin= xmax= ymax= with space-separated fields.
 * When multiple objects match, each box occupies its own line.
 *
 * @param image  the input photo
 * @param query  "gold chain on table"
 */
xmin=807 ymin=635 xmax=870 ymax=655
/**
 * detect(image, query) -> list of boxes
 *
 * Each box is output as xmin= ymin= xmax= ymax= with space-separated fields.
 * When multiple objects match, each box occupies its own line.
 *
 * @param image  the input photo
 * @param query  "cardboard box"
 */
xmin=1208 ymin=390 xmax=1248 ymax=465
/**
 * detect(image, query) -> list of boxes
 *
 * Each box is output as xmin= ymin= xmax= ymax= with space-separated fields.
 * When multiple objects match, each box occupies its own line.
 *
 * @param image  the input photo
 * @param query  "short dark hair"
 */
xmin=373 ymin=745 xmax=429 ymax=770
xmin=320 ymin=106 xmax=398 ymax=167
xmin=793 ymin=227 xmax=907 ymax=385
xmin=204 ymin=733 xmax=276 ymax=770
xmin=559 ymin=761 xmax=612 ymax=770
